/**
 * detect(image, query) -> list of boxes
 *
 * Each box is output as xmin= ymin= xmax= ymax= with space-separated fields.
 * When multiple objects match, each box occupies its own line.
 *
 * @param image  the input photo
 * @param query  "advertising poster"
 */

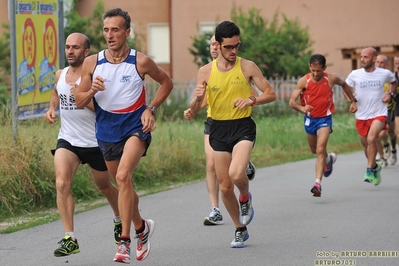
xmin=15 ymin=0 xmax=59 ymax=119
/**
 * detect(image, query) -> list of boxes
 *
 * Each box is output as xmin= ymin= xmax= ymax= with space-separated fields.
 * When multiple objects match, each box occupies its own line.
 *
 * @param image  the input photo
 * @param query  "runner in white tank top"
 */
xmin=44 ymin=33 xmax=120 ymax=258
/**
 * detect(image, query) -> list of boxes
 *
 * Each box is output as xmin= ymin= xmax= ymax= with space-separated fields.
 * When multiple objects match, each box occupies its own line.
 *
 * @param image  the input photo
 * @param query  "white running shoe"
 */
xmin=135 ymin=219 xmax=155 ymax=261
xmin=389 ymin=152 xmax=397 ymax=165
xmin=383 ymin=144 xmax=391 ymax=160
xmin=203 ymin=206 xmax=223 ymax=225
xmin=380 ymin=158 xmax=388 ymax=168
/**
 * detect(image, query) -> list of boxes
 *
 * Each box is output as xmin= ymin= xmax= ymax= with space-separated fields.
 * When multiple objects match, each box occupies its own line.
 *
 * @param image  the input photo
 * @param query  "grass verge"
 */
xmin=0 ymin=112 xmax=362 ymax=233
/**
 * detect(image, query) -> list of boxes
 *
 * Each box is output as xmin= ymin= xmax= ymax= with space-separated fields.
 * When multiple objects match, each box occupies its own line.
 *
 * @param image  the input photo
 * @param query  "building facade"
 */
xmin=2 ymin=0 xmax=399 ymax=81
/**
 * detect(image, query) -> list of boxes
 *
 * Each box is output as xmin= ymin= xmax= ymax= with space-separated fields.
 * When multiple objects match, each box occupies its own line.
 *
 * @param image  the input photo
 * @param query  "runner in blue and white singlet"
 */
xmin=92 ymin=49 xmax=148 ymax=143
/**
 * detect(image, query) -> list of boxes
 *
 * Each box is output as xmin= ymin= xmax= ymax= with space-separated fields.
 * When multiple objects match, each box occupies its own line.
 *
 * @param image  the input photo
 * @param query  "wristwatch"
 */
xmin=146 ymin=106 xmax=157 ymax=115
xmin=249 ymin=96 xmax=256 ymax=106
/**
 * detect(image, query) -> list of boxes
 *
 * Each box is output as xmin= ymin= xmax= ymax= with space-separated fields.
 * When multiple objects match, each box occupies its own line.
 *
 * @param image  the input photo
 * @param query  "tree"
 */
xmin=232 ymin=6 xmax=313 ymax=77
xmin=189 ymin=6 xmax=314 ymax=77
xmin=189 ymin=32 xmax=214 ymax=67
xmin=0 ymin=23 xmax=11 ymax=104
xmin=64 ymin=0 xmax=107 ymax=55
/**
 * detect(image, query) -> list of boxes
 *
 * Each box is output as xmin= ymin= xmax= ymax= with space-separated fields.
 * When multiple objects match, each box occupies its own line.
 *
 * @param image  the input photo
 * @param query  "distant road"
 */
xmin=0 ymin=151 xmax=398 ymax=266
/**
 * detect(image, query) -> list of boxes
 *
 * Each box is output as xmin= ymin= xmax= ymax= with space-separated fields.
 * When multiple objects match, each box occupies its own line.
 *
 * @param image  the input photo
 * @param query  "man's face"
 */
xmin=64 ymin=34 xmax=87 ymax=67
xmin=395 ymin=57 xmax=399 ymax=72
xmin=375 ymin=56 xmax=387 ymax=69
xmin=360 ymin=49 xmax=376 ymax=70
xmin=309 ymin=63 xmax=326 ymax=82
xmin=103 ymin=16 xmax=130 ymax=50
xmin=219 ymin=36 xmax=240 ymax=63
xmin=209 ymin=36 xmax=219 ymax=60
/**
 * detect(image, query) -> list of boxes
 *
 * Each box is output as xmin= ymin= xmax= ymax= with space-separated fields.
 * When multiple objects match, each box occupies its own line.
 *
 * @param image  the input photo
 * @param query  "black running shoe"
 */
xmin=54 ymin=235 xmax=80 ymax=257
xmin=114 ymin=221 xmax=122 ymax=244
xmin=246 ymin=161 xmax=256 ymax=181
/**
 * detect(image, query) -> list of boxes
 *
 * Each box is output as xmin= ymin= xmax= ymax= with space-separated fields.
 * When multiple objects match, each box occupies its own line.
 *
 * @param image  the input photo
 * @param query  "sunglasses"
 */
xmin=221 ymin=42 xmax=241 ymax=50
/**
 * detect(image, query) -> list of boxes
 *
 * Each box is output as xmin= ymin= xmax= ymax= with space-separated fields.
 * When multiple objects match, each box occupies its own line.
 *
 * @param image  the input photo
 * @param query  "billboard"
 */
xmin=14 ymin=0 xmax=59 ymax=119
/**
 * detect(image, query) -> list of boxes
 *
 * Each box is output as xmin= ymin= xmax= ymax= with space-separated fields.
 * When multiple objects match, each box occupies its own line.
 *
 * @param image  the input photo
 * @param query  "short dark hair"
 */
xmin=309 ymin=54 xmax=326 ymax=67
xmin=214 ymin=21 xmax=240 ymax=43
xmin=103 ymin=8 xmax=131 ymax=30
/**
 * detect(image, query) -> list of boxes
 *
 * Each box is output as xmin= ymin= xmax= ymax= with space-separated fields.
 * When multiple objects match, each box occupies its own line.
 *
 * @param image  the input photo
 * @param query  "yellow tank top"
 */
xmin=384 ymin=83 xmax=397 ymax=110
xmin=206 ymin=57 xmax=252 ymax=120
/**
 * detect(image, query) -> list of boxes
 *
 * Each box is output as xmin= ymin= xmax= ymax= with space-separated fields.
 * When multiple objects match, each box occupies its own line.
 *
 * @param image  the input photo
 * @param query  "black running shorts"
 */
xmin=210 ymin=117 xmax=256 ymax=152
xmin=51 ymin=139 xmax=107 ymax=171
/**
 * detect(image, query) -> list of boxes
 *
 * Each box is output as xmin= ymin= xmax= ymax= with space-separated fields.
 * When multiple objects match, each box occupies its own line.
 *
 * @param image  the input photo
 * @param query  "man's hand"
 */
xmin=382 ymin=93 xmax=391 ymax=104
xmin=141 ymin=108 xmax=156 ymax=133
xmin=70 ymin=83 xmax=78 ymax=96
xmin=44 ymin=109 xmax=57 ymax=124
xmin=302 ymin=105 xmax=313 ymax=114
xmin=91 ymin=76 xmax=105 ymax=94
xmin=193 ymin=82 xmax=207 ymax=103
xmin=349 ymin=102 xmax=358 ymax=113
xmin=183 ymin=108 xmax=195 ymax=120
xmin=233 ymin=97 xmax=253 ymax=109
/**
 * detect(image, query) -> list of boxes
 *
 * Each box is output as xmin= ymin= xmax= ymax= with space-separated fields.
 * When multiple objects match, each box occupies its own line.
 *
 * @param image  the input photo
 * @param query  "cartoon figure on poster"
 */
xmin=18 ymin=17 xmax=36 ymax=96
xmin=39 ymin=18 xmax=57 ymax=92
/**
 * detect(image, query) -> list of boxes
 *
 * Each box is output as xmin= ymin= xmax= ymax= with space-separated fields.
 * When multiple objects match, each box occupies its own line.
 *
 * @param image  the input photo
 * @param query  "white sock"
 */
xmin=315 ymin=179 xmax=321 ymax=183
xmin=113 ymin=216 xmax=121 ymax=223
xmin=65 ymin=232 xmax=75 ymax=240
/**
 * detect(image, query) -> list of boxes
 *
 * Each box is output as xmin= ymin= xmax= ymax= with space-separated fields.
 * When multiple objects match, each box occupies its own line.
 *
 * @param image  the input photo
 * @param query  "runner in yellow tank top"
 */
xmin=190 ymin=21 xmax=276 ymax=249
xmin=207 ymin=57 xmax=252 ymax=120
xmin=183 ymin=36 xmax=258 ymax=227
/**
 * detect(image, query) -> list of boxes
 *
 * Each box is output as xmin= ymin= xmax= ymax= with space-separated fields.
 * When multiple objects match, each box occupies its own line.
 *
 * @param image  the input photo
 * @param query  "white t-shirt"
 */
xmin=346 ymin=67 xmax=395 ymax=120
xmin=57 ymin=67 xmax=98 ymax=147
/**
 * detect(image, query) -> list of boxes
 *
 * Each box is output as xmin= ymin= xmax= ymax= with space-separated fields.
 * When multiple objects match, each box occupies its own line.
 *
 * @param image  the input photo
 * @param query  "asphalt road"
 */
xmin=1 ymin=151 xmax=398 ymax=266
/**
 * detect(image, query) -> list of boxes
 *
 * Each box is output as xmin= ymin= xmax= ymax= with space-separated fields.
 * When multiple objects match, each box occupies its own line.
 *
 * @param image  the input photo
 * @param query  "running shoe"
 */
xmin=114 ymin=239 xmax=131 ymax=263
xmin=239 ymin=192 xmax=254 ymax=225
xmin=135 ymin=219 xmax=155 ymax=261
xmin=246 ymin=160 xmax=256 ymax=181
xmin=364 ymin=168 xmax=373 ymax=183
xmin=373 ymin=162 xmax=382 ymax=186
xmin=114 ymin=221 xmax=122 ymax=244
xmin=53 ymin=235 xmax=80 ymax=257
xmin=230 ymin=227 xmax=249 ymax=248
xmin=203 ymin=206 xmax=223 ymax=225
xmin=311 ymin=182 xmax=322 ymax=197
xmin=383 ymin=144 xmax=391 ymax=160
xmin=388 ymin=151 xmax=397 ymax=165
xmin=380 ymin=158 xmax=388 ymax=168
xmin=323 ymin=153 xmax=337 ymax=177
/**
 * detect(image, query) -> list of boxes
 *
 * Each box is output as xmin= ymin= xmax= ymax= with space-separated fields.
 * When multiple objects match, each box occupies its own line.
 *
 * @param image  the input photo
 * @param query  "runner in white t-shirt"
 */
xmin=346 ymin=47 xmax=397 ymax=186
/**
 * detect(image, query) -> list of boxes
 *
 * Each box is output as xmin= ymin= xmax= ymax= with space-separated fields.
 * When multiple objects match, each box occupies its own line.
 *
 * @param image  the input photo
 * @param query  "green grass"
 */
xmin=0 ymin=112 xmax=362 ymax=233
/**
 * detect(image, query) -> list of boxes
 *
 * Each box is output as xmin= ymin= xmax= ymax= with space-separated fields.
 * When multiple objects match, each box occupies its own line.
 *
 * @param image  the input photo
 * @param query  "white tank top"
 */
xmin=57 ymin=67 xmax=98 ymax=147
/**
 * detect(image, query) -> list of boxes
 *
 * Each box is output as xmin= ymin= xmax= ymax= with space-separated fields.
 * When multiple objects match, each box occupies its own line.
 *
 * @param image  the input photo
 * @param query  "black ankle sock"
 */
xmin=135 ymin=219 xmax=146 ymax=234
xmin=392 ymin=137 xmax=397 ymax=149
xmin=236 ymin=226 xmax=247 ymax=231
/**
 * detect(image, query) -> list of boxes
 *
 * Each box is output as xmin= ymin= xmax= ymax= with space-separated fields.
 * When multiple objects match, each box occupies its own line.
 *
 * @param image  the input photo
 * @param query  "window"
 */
xmin=199 ymin=22 xmax=217 ymax=36
xmin=148 ymin=24 xmax=169 ymax=64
